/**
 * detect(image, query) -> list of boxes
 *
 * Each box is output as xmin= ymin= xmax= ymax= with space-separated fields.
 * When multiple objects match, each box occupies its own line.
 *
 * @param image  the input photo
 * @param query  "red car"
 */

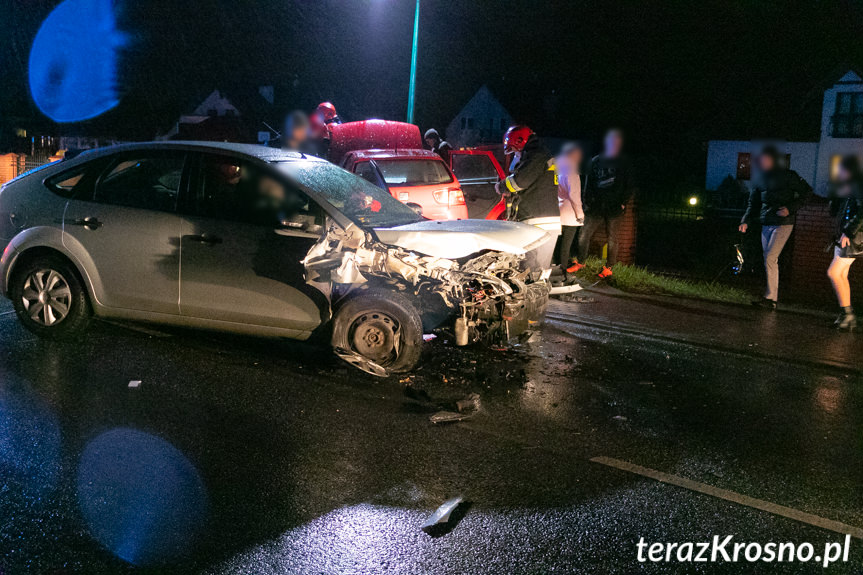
xmin=340 ymin=149 xmax=467 ymax=221
xmin=448 ymin=148 xmax=508 ymax=220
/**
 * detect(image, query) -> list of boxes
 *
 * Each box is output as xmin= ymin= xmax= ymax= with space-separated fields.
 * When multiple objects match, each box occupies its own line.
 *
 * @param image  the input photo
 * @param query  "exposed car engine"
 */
xmin=304 ymin=221 xmax=549 ymax=346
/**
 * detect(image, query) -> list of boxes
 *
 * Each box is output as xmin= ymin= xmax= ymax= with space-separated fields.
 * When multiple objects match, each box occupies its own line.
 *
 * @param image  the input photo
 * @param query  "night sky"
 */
xmin=2 ymin=0 xmax=863 ymax=183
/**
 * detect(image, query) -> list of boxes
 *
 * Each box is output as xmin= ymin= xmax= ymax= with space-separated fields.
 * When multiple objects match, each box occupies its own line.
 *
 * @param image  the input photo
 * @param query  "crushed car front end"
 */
xmin=304 ymin=219 xmax=551 ymax=353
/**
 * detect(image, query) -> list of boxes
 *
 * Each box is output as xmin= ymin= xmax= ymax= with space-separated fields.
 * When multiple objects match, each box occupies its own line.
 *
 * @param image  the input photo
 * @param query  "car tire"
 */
xmin=331 ymin=288 xmax=423 ymax=374
xmin=10 ymin=254 xmax=91 ymax=340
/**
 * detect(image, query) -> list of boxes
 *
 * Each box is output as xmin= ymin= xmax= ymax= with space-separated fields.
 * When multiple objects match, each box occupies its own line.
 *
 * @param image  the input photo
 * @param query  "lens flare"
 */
xmin=28 ymin=0 xmax=126 ymax=122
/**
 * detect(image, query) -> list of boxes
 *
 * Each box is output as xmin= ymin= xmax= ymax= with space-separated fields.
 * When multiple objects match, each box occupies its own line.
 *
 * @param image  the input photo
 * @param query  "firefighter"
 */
xmin=310 ymin=102 xmax=342 ymax=158
xmin=495 ymin=125 xmax=559 ymax=275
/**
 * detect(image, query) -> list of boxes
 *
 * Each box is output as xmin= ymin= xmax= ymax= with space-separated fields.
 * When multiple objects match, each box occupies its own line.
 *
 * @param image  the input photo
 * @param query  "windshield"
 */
xmin=361 ymin=159 xmax=453 ymax=186
xmin=277 ymin=160 xmax=423 ymax=229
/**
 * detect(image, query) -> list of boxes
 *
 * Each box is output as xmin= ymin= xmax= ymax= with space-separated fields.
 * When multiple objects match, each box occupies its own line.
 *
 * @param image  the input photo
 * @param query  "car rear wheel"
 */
xmin=331 ymin=289 xmax=423 ymax=375
xmin=11 ymin=255 xmax=91 ymax=340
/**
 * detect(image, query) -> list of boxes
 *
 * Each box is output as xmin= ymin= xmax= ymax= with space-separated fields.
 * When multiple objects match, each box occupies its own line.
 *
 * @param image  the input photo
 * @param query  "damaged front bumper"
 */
xmin=306 ymin=221 xmax=551 ymax=348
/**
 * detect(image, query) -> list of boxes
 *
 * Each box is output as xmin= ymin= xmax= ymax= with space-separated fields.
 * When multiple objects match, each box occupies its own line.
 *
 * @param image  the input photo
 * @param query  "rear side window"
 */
xmin=370 ymin=159 xmax=453 ymax=186
xmin=45 ymin=162 xmax=102 ymax=199
xmin=94 ymin=154 xmax=185 ymax=212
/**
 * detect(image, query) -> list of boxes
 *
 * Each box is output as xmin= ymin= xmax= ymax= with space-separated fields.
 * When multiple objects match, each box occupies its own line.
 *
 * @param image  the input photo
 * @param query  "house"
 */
xmin=161 ymin=87 xmax=279 ymax=144
xmin=445 ymin=86 xmax=513 ymax=148
xmin=706 ymin=69 xmax=863 ymax=196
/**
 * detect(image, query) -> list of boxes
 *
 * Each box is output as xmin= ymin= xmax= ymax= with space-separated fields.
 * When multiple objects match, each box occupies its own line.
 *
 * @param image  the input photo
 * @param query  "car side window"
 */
xmin=192 ymin=154 xmax=324 ymax=228
xmin=94 ymin=154 xmax=184 ymax=212
xmin=452 ymin=154 xmax=499 ymax=182
xmin=354 ymin=161 xmax=378 ymax=183
xmin=45 ymin=160 xmax=107 ymax=199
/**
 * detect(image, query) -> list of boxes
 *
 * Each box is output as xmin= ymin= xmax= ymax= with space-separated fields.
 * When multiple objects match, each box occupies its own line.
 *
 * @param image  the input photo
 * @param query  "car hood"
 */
xmin=373 ymin=219 xmax=552 ymax=259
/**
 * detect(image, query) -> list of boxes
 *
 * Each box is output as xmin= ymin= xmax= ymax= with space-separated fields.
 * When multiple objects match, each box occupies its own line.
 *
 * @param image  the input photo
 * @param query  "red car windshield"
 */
xmin=362 ymin=159 xmax=453 ymax=186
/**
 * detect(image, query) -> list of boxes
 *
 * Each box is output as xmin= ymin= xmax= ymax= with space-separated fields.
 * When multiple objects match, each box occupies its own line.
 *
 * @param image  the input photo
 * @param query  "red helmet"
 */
xmin=503 ymin=125 xmax=533 ymax=153
xmin=316 ymin=102 xmax=338 ymax=122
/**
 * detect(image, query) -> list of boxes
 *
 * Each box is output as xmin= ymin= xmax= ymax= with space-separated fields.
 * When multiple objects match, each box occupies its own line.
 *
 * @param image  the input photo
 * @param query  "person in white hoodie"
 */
xmin=556 ymin=142 xmax=585 ymax=279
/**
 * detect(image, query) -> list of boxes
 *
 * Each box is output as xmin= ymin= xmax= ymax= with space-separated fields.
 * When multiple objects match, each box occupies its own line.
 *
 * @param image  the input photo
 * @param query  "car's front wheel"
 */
xmin=11 ymin=254 xmax=91 ymax=340
xmin=331 ymin=289 xmax=423 ymax=375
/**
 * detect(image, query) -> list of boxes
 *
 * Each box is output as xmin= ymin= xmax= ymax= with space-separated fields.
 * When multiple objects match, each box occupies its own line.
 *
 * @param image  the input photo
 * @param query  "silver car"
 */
xmin=0 ymin=142 xmax=551 ymax=375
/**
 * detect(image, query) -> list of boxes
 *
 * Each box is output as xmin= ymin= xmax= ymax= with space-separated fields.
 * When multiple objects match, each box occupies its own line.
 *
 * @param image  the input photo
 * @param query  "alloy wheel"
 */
xmin=21 ymin=268 xmax=72 ymax=326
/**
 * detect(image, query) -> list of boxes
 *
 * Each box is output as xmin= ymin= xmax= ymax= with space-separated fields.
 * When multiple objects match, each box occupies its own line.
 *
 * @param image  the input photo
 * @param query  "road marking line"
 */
xmin=0 ymin=310 xmax=14 ymax=317
xmin=591 ymin=456 xmax=863 ymax=539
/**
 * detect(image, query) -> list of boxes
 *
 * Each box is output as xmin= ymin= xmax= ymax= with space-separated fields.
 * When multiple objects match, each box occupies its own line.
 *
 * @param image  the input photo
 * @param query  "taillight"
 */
xmin=433 ymin=187 xmax=465 ymax=206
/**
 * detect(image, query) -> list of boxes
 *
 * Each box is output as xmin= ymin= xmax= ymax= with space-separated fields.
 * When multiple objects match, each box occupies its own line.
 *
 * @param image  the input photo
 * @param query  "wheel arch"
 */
xmin=5 ymin=245 xmax=93 ymax=308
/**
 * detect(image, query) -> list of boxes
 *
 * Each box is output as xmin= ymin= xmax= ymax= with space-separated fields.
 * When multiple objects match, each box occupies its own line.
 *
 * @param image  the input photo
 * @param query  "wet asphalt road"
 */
xmin=2 ymin=294 xmax=863 ymax=574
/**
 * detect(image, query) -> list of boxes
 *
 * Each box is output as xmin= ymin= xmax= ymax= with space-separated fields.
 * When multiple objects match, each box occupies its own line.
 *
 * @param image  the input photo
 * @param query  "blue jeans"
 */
xmin=761 ymin=225 xmax=794 ymax=301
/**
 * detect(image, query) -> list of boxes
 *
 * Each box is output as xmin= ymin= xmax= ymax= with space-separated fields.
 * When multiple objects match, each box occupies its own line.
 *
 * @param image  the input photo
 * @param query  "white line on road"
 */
xmin=591 ymin=456 xmax=863 ymax=539
xmin=0 ymin=311 xmax=14 ymax=317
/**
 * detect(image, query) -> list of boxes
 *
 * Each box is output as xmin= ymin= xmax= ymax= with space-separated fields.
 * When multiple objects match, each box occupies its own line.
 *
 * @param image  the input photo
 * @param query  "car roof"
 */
xmin=346 ymin=148 xmax=441 ymax=161
xmin=72 ymin=141 xmax=325 ymax=163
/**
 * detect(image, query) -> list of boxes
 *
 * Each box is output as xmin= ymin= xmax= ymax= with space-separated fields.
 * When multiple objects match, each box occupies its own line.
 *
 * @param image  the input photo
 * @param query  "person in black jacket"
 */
xmin=577 ymin=129 xmax=637 ymax=278
xmin=738 ymin=145 xmax=812 ymax=309
xmin=424 ymin=128 xmax=453 ymax=163
xmin=495 ymin=125 xmax=559 ymax=274
xmin=827 ymin=155 xmax=863 ymax=330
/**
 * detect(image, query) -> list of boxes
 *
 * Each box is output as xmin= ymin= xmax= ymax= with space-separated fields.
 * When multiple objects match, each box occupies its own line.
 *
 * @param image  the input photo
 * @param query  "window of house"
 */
xmin=782 ymin=154 xmax=791 ymax=168
xmin=832 ymin=92 xmax=863 ymax=137
xmin=736 ymin=152 xmax=751 ymax=180
xmin=500 ymin=118 xmax=507 ymax=130
xmin=460 ymin=117 xmax=467 ymax=129
xmin=94 ymin=154 xmax=185 ymax=212
xmin=467 ymin=118 xmax=475 ymax=129
xmin=831 ymin=155 xmax=842 ymax=181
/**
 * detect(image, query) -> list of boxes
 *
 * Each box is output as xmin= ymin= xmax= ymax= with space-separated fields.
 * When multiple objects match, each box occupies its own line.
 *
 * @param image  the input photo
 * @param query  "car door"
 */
xmin=178 ymin=153 xmax=326 ymax=333
xmin=62 ymin=151 xmax=186 ymax=314
xmin=449 ymin=150 xmax=506 ymax=219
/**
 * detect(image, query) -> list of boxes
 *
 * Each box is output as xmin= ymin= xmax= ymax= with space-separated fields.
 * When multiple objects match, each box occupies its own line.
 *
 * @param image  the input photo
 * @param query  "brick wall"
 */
xmin=582 ymin=199 xmax=638 ymax=265
xmin=788 ymin=197 xmax=863 ymax=305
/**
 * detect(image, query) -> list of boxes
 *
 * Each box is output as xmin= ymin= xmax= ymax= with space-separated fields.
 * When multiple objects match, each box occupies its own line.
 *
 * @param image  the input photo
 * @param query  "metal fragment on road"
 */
xmin=333 ymin=347 xmax=389 ymax=377
xmin=456 ymin=393 xmax=480 ymax=413
xmin=128 ymin=380 xmax=141 ymax=389
xmin=429 ymin=410 xmax=469 ymax=424
xmin=421 ymin=496 xmax=464 ymax=533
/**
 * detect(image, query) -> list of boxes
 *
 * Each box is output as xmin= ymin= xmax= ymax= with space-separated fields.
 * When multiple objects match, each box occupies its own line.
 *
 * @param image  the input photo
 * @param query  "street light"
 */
xmin=406 ymin=0 xmax=419 ymax=124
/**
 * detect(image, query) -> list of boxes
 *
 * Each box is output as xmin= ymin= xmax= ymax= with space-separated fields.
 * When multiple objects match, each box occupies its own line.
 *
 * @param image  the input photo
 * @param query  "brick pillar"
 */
xmin=585 ymin=198 xmax=638 ymax=265
xmin=788 ymin=197 xmax=863 ymax=305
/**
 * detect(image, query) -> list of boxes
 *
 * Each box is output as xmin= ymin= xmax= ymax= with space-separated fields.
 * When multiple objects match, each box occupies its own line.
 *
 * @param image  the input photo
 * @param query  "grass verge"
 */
xmin=573 ymin=258 xmax=751 ymax=305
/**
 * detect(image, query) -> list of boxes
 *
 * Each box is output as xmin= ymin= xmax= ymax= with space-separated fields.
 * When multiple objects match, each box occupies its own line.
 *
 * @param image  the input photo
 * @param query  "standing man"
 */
xmin=310 ymin=102 xmax=342 ymax=158
xmin=556 ymin=142 xmax=585 ymax=280
xmin=495 ymin=125 xmax=559 ymax=275
xmin=576 ymin=129 xmax=637 ymax=278
xmin=424 ymin=128 xmax=453 ymax=163
xmin=739 ymin=145 xmax=811 ymax=309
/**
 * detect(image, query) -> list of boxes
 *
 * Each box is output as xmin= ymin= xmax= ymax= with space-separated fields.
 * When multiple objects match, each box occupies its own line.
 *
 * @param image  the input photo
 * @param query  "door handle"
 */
xmin=69 ymin=217 xmax=102 ymax=230
xmin=185 ymin=234 xmax=223 ymax=245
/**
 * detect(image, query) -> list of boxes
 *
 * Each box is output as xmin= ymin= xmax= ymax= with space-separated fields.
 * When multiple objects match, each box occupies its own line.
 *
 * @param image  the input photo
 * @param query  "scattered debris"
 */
xmin=612 ymin=415 xmax=628 ymax=421
xmin=429 ymin=411 xmax=470 ymax=424
xmin=333 ymin=347 xmax=389 ymax=377
xmin=421 ymin=496 xmax=466 ymax=535
xmin=455 ymin=392 xmax=481 ymax=413
xmin=128 ymin=380 xmax=141 ymax=389
xmin=422 ymin=334 xmax=437 ymax=342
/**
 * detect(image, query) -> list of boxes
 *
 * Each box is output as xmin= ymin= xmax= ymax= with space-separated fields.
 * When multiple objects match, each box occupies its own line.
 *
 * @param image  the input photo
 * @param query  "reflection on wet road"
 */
xmin=1 ymin=297 xmax=863 ymax=573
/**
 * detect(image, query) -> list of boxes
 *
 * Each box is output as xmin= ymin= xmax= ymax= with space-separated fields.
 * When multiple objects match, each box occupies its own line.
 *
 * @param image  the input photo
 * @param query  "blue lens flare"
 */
xmin=28 ymin=0 xmax=126 ymax=122
xmin=77 ymin=428 xmax=208 ymax=566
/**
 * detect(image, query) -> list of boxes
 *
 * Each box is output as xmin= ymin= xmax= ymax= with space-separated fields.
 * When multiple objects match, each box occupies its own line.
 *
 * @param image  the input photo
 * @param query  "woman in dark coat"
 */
xmin=827 ymin=155 xmax=863 ymax=330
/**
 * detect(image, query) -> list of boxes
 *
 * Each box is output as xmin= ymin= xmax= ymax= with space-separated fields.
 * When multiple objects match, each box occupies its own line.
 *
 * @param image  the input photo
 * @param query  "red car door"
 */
xmin=448 ymin=150 xmax=507 ymax=220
